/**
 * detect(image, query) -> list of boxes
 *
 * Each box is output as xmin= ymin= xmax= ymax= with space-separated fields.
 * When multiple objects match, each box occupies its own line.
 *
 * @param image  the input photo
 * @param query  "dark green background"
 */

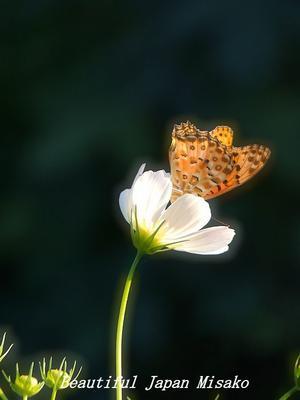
xmin=0 ymin=1 xmax=299 ymax=399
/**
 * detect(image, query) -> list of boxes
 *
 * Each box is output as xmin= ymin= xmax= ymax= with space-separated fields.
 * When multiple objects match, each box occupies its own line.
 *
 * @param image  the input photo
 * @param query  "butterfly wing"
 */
xmin=169 ymin=130 xmax=235 ymax=202
xmin=210 ymin=125 xmax=234 ymax=146
xmin=169 ymin=122 xmax=271 ymax=201
xmin=203 ymin=144 xmax=271 ymax=200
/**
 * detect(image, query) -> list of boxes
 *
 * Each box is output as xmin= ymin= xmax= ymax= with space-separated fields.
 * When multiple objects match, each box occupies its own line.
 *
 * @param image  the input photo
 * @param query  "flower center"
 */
xmin=131 ymin=209 xmax=167 ymax=254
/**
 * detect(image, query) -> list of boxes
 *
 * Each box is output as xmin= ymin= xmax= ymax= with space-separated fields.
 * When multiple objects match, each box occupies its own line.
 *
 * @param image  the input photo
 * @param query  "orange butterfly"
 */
xmin=169 ymin=121 xmax=271 ymax=202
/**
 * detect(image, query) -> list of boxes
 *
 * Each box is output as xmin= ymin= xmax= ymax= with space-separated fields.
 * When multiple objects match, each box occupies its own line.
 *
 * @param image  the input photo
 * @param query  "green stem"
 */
xmin=0 ymin=387 xmax=8 ymax=400
xmin=116 ymin=251 xmax=143 ymax=400
xmin=22 ymin=396 xmax=27 ymax=400
xmin=279 ymin=386 xmax=298 ymax=400
xmin=50 ymin=388 xmax=57 ymax=400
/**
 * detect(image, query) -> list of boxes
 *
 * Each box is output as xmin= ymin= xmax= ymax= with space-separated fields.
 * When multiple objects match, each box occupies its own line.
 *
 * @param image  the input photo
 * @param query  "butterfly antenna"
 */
xmin=211 ymin=217 xmax=230 ymax=227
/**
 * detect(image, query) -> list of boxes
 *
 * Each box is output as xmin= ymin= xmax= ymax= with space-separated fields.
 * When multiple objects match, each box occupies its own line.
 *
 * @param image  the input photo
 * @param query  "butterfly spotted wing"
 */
xmin=169 ymin=121 xmax=271 ymax=202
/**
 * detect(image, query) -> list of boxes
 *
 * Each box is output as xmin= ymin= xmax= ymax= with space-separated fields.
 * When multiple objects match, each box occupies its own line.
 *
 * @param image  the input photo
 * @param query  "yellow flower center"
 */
xmin=132 ymin=219 xmax=168 ymax=254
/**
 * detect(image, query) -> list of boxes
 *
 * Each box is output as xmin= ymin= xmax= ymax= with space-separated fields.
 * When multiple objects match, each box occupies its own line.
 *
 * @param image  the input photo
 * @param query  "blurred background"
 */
xmin=0 ymin=0 xmax=299 ymax=399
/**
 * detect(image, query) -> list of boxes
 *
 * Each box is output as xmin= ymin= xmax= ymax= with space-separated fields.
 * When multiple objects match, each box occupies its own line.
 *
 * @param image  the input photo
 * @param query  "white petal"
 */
xmin=119 ymin=189 xmax=132 ymax=223
xmin=174 ymin=226 xmax=235 ymax=255
xmin=119 ymin=164 xmax=146 ymax=223
xmin=131 ymin=170 xmax=172 ymax=230
xmin=133 ymin=163 xmax=146 ymax=184
xmin=160 ymin=194 xmax=211 ymax=240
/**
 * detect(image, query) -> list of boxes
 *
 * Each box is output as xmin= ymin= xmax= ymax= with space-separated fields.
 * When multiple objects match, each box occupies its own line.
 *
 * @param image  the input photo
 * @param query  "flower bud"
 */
xmin=3 ymin=363 xmax=44 ymax=398
xmin=39 ymin=357 xmax=81 ymax=390
xmin=45 ymin=369 xmax=70 ymax=389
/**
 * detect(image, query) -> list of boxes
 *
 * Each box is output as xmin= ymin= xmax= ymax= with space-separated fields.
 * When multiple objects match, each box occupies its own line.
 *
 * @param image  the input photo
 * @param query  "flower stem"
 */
xmin=116 ymin=251 xmax=143 ymax=400
xmin=279 ymin=386 xmax=298 ymax=400
xmin=0 ymin=387 xmax=8 ymax=400
xmin=50 ymin=388 xmax=57 ymax=400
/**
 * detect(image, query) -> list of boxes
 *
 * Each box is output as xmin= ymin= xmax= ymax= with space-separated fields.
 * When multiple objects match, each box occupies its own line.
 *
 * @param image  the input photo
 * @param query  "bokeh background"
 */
xmin=0 ymin=1 xmax=299 ymax=399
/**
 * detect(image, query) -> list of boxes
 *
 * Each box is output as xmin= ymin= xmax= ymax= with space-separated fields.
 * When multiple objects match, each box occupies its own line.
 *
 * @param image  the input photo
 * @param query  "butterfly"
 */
xmin=169 ymin=121 xmax=271 ymax=202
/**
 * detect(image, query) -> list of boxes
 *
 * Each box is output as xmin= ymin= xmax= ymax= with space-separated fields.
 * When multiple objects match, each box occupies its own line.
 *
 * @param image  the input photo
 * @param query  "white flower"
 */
xmin=119 ymin=165 xmax=235 ymax=255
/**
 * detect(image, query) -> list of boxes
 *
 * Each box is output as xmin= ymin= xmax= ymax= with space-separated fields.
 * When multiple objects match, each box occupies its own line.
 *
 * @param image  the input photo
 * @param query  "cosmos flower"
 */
xmin=119 ymin=165 xmax=235 ymax=255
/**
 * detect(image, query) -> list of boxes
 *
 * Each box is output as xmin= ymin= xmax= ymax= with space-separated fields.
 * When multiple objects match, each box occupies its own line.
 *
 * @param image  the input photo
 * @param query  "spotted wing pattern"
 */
xmin=210 ymin=125 xmax=233 ymax=146
xmin=169 ymin=121 xmax=271 ymax=202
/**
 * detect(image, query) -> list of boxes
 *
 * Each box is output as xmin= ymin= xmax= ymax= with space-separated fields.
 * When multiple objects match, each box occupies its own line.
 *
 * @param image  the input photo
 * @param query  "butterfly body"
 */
xmin=169 ymin=121 xmax=271 ymax=201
